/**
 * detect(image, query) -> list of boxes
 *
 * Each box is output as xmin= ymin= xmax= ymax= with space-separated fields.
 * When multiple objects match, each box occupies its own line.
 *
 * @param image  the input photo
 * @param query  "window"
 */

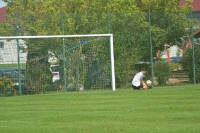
xmin=0 ymin=42 xmax=4 ymax=48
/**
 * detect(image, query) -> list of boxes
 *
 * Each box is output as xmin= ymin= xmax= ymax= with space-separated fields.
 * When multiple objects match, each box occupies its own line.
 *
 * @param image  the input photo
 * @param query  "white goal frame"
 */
xmin=0 ymin=34 xmax=116 ymax=91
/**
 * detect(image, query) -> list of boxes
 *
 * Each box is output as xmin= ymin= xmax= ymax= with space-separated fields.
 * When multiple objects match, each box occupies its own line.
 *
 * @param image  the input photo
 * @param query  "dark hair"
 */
xmin=141 ymin=68 xmax=146 ymax=71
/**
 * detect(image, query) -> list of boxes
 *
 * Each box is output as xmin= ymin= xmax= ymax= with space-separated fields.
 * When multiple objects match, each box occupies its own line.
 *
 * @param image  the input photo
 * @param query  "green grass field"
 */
xmin=0 ymin=85 xmax=200 ymax=133
xmin=0 ymin=64 xmax=26 ymax=69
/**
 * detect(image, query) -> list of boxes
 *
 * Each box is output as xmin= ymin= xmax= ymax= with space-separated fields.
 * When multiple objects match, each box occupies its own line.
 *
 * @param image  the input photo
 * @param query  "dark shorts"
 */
xmin=132 ymin=84 xmax=143 ymax=89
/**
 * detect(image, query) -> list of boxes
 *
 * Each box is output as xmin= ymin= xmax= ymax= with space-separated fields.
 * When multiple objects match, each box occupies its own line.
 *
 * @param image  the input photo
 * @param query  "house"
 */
xmin=180 ymin=0 xmax=200 ymax=21
xmin=0 ymin=39 xmax=27 ymax=64
xmin=0 ymin=6 xmax=27 ymax=64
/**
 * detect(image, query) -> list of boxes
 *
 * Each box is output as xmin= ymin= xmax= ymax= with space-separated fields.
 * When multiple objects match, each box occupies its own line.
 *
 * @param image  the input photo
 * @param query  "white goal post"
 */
xmin=0 ymin=34 xmax=116 ymax=91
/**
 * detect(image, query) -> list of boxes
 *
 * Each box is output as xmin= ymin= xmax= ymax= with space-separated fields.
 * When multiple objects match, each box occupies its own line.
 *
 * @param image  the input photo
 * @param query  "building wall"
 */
xmin=161 ymin=45 xmax=182 ymax=58
xmin=0 ymin=39 xmax=27 ymax=64
xmin=180 ymin=0 xmax=200 ymax=21
xmin=193 ymin=11 xmax=200 ymax=21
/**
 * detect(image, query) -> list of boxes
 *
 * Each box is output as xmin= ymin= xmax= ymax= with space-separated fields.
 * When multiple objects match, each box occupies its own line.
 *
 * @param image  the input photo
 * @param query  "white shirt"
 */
xmin=132 ymin=72 xmax=144 ymax=87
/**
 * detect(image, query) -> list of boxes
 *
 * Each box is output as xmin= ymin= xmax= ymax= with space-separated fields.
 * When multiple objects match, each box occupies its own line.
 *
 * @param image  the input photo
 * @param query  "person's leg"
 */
xmin=132 ymin=85 xmax=140 ymax=90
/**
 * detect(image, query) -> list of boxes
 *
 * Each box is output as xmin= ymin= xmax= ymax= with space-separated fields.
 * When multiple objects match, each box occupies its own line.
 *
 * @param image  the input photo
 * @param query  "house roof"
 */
xmin=180 ymin=0 xmax=200 ymax=11
xmin=0 ymin=6 xmax=7 ymax=22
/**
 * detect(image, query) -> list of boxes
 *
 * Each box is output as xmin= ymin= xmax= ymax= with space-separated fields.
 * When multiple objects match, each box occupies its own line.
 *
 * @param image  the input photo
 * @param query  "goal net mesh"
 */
xmin=0 ymin=35 xmax=113 ymax=94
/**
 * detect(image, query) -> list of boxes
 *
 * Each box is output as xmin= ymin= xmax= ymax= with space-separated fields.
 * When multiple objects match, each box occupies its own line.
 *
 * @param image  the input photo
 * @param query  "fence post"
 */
xmin=108 ymin=10 xmax=110 ymax=33
xmin=16 ymin=11 xmax=22 ymax=96
xmin=148 ymin=9 xmax=154 ymax=86
xmin=61 ymin=10 xmax=67 ymax=91
xmin=191 ymin=10 xmax=196 ymax=84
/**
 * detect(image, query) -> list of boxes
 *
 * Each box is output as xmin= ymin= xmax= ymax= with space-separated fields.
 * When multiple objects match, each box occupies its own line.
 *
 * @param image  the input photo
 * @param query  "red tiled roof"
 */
xmin=0 ymin=6 xmax=7 ymax=22
xmin=180 ymin=0 xmax=200 ymax=11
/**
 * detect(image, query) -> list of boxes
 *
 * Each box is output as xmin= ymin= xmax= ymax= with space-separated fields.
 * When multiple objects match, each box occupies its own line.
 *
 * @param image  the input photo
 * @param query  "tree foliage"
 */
xmin=2 ymin=0 xmax=195 ymax=87
xmin=182 ymin=44 xmax=200 ymax=83
xmin=154 ymin=62 xmax=170 ymax=85
xmin=0 ymin=22 xmax=15 ymax=36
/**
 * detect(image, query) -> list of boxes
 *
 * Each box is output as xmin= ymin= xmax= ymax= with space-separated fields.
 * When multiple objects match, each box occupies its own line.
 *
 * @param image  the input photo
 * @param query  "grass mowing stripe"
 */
xmin=0 ymin=85 xmax=200 ymax=133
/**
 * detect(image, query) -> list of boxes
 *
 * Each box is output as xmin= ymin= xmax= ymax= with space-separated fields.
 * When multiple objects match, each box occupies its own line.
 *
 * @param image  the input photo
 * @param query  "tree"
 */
xmin=3 ymin=0 xmax=194 ymax=88
xmin=154 ymin=62 xmax=170 ymax=85
xmin=182 ymin=44 xmax=200 ymax=83
xmin=0 ymin=22 xmax=15 ymax=36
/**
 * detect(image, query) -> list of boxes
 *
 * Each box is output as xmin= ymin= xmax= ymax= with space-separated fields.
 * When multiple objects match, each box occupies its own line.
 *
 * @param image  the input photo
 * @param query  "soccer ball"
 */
xmin=146 ymin=80 xmax=152 ymax=86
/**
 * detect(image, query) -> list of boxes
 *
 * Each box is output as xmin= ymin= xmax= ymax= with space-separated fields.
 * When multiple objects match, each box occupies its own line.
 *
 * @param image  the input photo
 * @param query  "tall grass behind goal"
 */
xmin=0 ymin=34 xmax=115 ymax=94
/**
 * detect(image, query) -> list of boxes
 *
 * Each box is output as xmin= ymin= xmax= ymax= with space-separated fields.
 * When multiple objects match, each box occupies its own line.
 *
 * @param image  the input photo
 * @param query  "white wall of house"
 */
xmin=0 ymin=39 xmax=27 ymax=64
xmin=161 ymin=45 xmax=182 ymax=58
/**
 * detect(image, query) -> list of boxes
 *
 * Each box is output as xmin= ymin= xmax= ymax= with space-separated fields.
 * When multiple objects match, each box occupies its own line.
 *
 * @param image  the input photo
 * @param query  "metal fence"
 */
xmin=0 ymin=10 xmax=200 ymax=96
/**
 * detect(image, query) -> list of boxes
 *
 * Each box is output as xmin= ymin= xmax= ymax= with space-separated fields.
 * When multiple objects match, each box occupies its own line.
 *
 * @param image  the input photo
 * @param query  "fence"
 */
xmin=0 ymin=10 xmax=200 ymax=96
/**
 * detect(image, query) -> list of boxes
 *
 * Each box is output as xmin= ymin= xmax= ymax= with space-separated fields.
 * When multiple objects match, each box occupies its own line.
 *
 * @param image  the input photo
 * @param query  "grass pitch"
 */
xmin=0 ymin=84 xmax=200 ymax=133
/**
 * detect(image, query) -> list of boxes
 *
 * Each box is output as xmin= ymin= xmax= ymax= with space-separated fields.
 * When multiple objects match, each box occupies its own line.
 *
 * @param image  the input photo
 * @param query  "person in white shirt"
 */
xmin=132 ymin=68 xmax=148 ymax=90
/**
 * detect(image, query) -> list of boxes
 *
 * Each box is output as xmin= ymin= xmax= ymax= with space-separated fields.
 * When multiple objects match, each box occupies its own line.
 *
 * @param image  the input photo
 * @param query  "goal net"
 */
xmin=0 ymin=34 xmax=115 ymax=95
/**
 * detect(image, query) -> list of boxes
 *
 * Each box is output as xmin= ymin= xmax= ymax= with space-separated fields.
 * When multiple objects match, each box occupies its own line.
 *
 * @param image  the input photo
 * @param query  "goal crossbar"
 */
xmin=0 ymin=34 xmax=116 ymax=91
xmin=0 ymin=34 xmax=113 ymax=39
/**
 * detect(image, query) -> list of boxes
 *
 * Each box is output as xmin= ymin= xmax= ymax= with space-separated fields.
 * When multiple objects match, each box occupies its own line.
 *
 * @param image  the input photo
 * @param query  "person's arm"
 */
xmin=141 ymin=80 xmax=148 ymax=89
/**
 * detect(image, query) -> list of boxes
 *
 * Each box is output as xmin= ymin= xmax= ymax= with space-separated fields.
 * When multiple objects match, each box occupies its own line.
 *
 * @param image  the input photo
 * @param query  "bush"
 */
xmin=154 ymin=62 xmax=170 ymax=85
xmin=25 ymin=61 xmax=52 ymax=94
xmin=0 ymin=76 xmax=17 ymax=97
xmin=182 ymin=45 xmax=200 ymax=83
xmin=168 ymin=63 xmax=181 ymax=71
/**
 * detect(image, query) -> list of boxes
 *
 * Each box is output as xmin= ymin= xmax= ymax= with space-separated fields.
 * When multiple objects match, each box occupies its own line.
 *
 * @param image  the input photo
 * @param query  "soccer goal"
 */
xmin=0 ymin=34 xmax=115 ymax=94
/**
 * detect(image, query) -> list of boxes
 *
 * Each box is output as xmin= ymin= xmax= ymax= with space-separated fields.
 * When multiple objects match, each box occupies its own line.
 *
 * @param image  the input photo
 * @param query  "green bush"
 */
xmin=25 ymin=61 xmax=52 ymax=94
xmin=154 ymin=62 xmax=170 ymax=85
xmin=182 ymin=45 xmax=200 ymax=83
xmin=168 ymin=63 xmax=181 ymax=71
xmin=0 ymin=76 xmax=17 ymax=97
